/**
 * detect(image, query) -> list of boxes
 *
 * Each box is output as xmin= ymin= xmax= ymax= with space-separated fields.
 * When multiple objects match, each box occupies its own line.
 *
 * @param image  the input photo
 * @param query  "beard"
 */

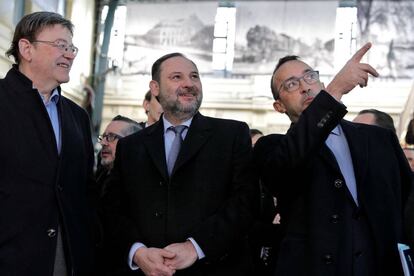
xmin=100 ymin=157 xmax=114 ymax=170
xmin=159 ymin=88 xmax=203 ymax=119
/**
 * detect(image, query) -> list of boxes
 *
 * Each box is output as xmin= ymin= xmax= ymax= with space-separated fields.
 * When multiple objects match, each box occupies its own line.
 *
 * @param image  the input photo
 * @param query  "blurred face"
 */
xmin=143 ymin=94 xmax=163 ymax=126
xmin=99 ymin=121 xmax=130 ymax=169
xmin=353 ymin=113 xmax=376 ymax=125
xmin=272 ymin=60 xmax=323 ymax=122
xmin=251 ymin=133 xmax=263 ymax=147
xmin=21 ymin=24 xmax=76 ymax=92
xmin=150 ymin=56 xmax=202 ymax=123
xmin=403 ymin=148 xmax=414 ymax=172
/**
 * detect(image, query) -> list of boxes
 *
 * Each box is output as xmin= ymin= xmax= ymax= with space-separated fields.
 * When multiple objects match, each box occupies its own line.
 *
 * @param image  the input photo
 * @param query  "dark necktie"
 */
xmin=167 ymin=125 xmax=187 ymax=176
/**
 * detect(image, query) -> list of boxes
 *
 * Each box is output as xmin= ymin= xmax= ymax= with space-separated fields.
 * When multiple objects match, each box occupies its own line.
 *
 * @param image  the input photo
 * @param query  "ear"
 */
xmin=149 ymin=80 xmax=160 ymax=97
xmin=18 ymin=39 xmax=33 ymax=62
xmin=143 ymin=99 xmax=149 ymax=112
xmin=273 ymin=99 xmax=286 ymax=114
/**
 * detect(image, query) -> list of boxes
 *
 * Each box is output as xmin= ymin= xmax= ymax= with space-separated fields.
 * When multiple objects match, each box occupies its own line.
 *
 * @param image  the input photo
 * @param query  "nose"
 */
xmin=63 ymin=50 xmax=76 ymax=59
xmin=181 ymin=76 xmax=195 ymax=88
xmin=299 ymin=79 xmax=312 ymax=95
xmin=99 ymin=138 xmax=108 ymax=146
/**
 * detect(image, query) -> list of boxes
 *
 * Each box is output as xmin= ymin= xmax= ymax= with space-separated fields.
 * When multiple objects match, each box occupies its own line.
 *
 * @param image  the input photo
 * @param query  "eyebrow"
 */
xmin=284 ymin=68 xmax=313 ymax=82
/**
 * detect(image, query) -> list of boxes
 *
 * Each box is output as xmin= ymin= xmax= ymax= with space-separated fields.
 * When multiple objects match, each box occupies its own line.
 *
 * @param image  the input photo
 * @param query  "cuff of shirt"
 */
xmin=187 ymin=237 xmax=205 ymax=259
xmin=128 ymin=242 xmax=146 ymax=270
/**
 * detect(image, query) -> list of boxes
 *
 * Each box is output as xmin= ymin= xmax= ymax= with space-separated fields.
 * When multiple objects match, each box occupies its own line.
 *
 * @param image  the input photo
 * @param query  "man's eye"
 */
xmin=286 ymin=81 xmax=296 ymax=89
xmin=191 ymin=74 xmax=199 ymax=79
xmin=171 ymin=75 xmax=180 ymax=80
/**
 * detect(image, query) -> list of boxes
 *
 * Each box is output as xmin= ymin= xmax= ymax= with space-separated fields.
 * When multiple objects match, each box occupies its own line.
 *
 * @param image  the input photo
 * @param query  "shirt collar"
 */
xmin=330 ymin=125 xmax=342 ymax=136
xmin=37 ymin=88 xmax=60 ymax=104
xmin=162 ymin=115 xmax=193 ymax=133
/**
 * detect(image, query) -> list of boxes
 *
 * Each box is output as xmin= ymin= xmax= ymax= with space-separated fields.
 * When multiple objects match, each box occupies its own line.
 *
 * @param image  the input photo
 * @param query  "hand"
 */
xmin=326 ymin=42 xmax=379 ymax=101
xmin=163 ymin=241 xmax=198 ymax=270
xmin=133 ymin=247 xmax=176 ymax=276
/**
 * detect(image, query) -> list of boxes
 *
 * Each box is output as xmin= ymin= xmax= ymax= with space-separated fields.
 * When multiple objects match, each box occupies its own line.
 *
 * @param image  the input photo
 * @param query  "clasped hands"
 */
xmin=133 ymin=240 xmax=198 ymax=276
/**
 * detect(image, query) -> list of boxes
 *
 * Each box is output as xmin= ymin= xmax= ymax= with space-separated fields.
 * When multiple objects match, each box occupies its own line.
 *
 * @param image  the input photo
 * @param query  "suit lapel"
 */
xmin=172 ymin=113 xmax=213 ymax=176
xmin=319 ymin=141 xmax=341 ymax=173
xmin=19 ymin=84 xmax=58 ymax=160
xmin=143 ymin=120 xmax=169 ymax=180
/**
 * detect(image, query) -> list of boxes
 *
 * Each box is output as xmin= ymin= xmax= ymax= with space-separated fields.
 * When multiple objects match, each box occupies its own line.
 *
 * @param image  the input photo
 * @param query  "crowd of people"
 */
xmin=1 ymin=11 xmax=414 ymax=276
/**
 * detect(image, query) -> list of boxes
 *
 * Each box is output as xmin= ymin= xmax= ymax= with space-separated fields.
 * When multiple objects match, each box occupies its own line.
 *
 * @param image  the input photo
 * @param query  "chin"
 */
xmin=56 ymin=74 xmax=70 ymax=84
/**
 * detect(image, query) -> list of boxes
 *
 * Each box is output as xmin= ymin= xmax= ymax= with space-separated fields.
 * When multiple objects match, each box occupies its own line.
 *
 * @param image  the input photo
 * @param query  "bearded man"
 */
xmin=102 ymin=53 xmax=258 ymax=276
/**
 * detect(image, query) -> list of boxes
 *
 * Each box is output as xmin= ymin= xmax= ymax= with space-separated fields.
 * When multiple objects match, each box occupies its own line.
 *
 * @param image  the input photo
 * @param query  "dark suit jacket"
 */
xmin=254 ymin=91 xmax=412 ymax=276
xmin=103 ymin=112 xmax=258 ymax=275
xmin=0 ymin=66 xmax=96 ymax=275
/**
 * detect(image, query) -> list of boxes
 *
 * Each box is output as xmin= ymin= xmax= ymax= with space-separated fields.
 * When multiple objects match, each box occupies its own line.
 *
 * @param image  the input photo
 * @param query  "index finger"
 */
xmin=351 ymin=42 xmax=372 ymax=63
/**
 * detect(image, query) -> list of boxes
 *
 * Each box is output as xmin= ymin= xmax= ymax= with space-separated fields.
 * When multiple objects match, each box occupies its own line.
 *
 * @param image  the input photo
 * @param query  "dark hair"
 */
xmin=270 ymin=55 xmax=300 ymax=100
xmin=144 ymin=90 xmax=151 ymax=102
xmin=358 ymin=109 xmax=396 ymax=134
xmin=250 ymin=128 xmax=263 ymax=138
xmin=405 ymin=119 xmax=414 ymax=145
xmin=112 ymin=115 xmax=142 ymax=136
xmin=151 ymin=52 xmax=198 ymax=83
xmin=6 ymin=11 xmax=74 ymax=64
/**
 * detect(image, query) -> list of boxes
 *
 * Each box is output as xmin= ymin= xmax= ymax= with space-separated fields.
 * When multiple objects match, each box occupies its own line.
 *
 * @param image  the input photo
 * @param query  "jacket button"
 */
xmin=159 ymin=181 xmax=164 ymax=186
xmin=57 ymin=185 xmax=63 ymax=191
xmin=323 ymin=254 xmax=333 ymax=264
xmin=47 ymin=228 xmax=56 ymax=238
xmin=154 ymin=212 xmax=163 ymax=218
xmin=334 ymin=179 xmax=343 ymax=188
xmin=330 ymin=214 xmax=340 ymax=223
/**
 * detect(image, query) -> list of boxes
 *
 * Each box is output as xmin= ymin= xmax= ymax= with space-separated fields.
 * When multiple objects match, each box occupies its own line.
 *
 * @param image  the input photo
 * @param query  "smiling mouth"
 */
xmin=178 ymin=92 xmax=197 ymax=100
xmin=57 ymin=63 xmax=70 ymax=69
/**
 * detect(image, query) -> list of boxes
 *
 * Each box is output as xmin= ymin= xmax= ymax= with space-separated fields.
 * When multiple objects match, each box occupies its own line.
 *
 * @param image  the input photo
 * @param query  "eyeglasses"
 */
xmin=31 ymin=39 xmax=79 ymax=56
xmin=98 ymin=133 xmax=123 ymax=143
xmin=279 ymin=70 xmax=320 ymax=93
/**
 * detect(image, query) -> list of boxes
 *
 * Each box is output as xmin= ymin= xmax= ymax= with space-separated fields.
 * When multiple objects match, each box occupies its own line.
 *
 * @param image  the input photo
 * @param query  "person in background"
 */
xmin=250 ymin=128 xmax=264 ymax=147
xmin=139 ymin=89 xmax=163 ymax=128
xmin=95 ymin=115 xmax=141 ymax=276
xmin=352 ymin=108 xmax=396 ymax=133
xmin=0 ymin=11 xmax=96 ymax=275
xmin=403 ymin=147 xmax=414 ymax=173
xmin=96 ymin=115 xmax=142 ymax=196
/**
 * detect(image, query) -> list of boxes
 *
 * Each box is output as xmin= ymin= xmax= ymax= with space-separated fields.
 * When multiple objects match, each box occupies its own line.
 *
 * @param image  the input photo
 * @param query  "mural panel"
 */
xmin=358 ymin=0 xmax=414 ymax=78
xmin=233 ymin=1 xmax=338 ymax=74
xmin=123 ymin=1 xmax=217 ymax=75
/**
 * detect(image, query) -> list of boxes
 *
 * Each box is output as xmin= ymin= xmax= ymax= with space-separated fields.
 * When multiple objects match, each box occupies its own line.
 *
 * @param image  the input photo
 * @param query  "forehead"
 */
xmin=404 ymin=149 xmax=414 ymax=157
xmin=160 ymin=56 xmax=198 ymax=76
xmin=36 ymin=24 xmax=72 ymax=40
xmin=353 ymin=113 xmax=376 ymax=125
xmin=274 ymin=60 xmax=313 ymax=84
xmin=104 ymin=120 xmax=130 ymax=134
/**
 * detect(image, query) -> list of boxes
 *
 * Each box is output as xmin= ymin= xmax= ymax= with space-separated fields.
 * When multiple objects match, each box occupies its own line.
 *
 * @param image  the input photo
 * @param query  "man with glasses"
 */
xmin=95 ymin=115 xmax=141 ymax=276
xmin=0 ymin=12 xmax=96 ymax=276
xmin=97 ymin=115 xmax=141 ymax=192
xmin=254 ymin=43 xmax=413 ymax=275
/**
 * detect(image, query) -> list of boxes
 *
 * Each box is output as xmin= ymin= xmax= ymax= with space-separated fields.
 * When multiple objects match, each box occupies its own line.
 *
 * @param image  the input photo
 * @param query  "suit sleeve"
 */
xmin=257 ymin=91 xmax=347 ymax=199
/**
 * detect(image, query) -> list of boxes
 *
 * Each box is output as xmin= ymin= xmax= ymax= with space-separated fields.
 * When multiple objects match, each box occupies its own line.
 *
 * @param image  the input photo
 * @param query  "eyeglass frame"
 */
xmin=98 ymin=133 xmax=124 ymax=143
xmin=31 ymin=39 xmax=79 ymax=56
xmin=278 ymin=70 xmax=320 ymax=94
